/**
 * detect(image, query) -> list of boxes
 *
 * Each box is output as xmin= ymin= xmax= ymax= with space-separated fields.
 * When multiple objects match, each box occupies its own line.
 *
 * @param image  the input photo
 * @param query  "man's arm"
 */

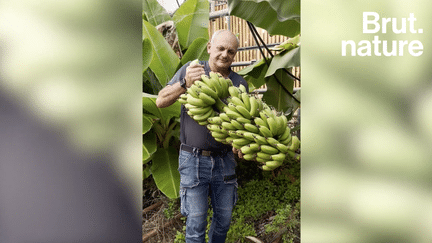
xmin=156 ymin=62 xmax=205 ymax=108
xmin=156 ymin=82 xmax=185 ymax=108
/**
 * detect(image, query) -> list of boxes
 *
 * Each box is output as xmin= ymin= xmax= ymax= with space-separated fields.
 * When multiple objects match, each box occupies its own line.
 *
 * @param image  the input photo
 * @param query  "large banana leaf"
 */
xmin=180 ymin=37 xmax=210 ymax=66
xmin=143 ymin=20 xmax=180 ymax=86
xmin=142 ymin=0 xmax=172 ymax=27
xmin=262 ymin=69 xmax=295 ymax=113
xmin=173 ymin=0 xmax=209 ymax=50
xmin=151 ymin=147 xmax=180 ymax=199
xmin=237 ymin=58 xmax=268 ymax=90
xmin=228 ymin=0 xmax=300 ymax=37
xmin=265 ymin=46 xmax=300 ymax=77
xmin=142 ymin=95 xmax=181 ymax=122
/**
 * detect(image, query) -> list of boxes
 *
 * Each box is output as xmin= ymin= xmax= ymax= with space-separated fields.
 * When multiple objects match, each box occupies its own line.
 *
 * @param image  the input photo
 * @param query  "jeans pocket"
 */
xmin=178 ymin=151 xmax=199 ymax=188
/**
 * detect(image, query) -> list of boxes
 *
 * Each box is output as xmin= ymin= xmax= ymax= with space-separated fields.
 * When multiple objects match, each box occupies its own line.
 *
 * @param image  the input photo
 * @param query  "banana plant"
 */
xmin=142 ymin=0 xmax=211 ymax=198
xmin=143 ymin=93 xmax=181 ymax=199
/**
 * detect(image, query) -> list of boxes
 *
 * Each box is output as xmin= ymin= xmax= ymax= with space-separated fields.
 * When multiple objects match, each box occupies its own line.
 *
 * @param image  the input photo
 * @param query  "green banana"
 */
xmin=188 ymin=106 xmax=212 ymax=116
xmin=254 ymin=117 xmax=268 ymax=128
xmin=219 ymin=112 xmax=231 ymax=122
xmin=243 ymin=123 xmax=259 ymax=134
xmin=243 ymin=153 xmax=257 ymax=161
xmin=214 ymin=98 xmax=227 ymax=111
xmin=257 ymin=151 xmax=272 ymax=160
xmin=201 ymin=75 xmax=216 ymax=90
xmin=225 ymin=109 xmax=243 ymax=120
xmin=241 ymin=92 xmax=251 ymax=111
xmin=228 ymin=86 xmax=240 ymax=98
xmin=266 ymin=137 xmax=279 ymax=147
xmin=260 ymin=144 xmax=279 ymax=155
xmin=288 ymin=136 xmax=300 ymax=151
xmin=239 ymin=84 xmax=247 ymax=93
xmin=221 ymin=121 xmax=236 ymax=130
xmin=270 ymin=153 xmax=286 ymax=162
xmin=190 ymin=59 xmax=199 ymax=65
xmin=196 ymin=81 xmax=218 ymax=100
xmin=232 ymin=138 xmax=251 ymax=147
xmin=240 ymin=145 xmax=256 ymax=155
xmin=265 ymin=160 xmax=282 ymax=169
xmin=248 ymin=95 xmax=259 ymax=117
xmin=187 ymin=94 xmax=207 ymax=107
xmin=256 ymin=157 xmax=267 ymax=163
xmin=266 ymin=117 xmax=278 ymax=136
xmin=235 ymin=105 xmax=252 ymax=119
xmin=228 ymin=130 xmax=242 ymax=139
xmin=209 ymin=72 xmax=223 ymax=97
xmin=193 ymin=109 xmax=214 ymax=122
xmin=261 ymin=165 xmax=274 ymax=171
xmin=278 ymin=127 xmax=292 ymax=141
xmin=253 ymin=134 xmax=268 ymax=145
xmin=211 ymin=131 xmax=228 ymax=139
xmin=275 ymin=143 xmax=289 ymax=153
xmin=198 ymin=92 xmax=216 ymax=105
xmin=207 ymin=116 xmax=223 ymax=125
xmin=236 ymin=117 xmax=251 ymax=124
xmin=219 ymin=76 xmax=228 ymax=98
xmin=229 ymin=96 xmax=245 ymax=108
xmin=242 ymin=131 xmax=257 ymax=141
xmin=230 ymin=119 xmax=244 ymax=130
xmin=225 ymin=136 xmax=235 ymax=144
xmin=207 ymin=124 xmax=224 ymax=133
xmin=214 ymin=137 xmax=227 ymax=144
xmin=258 ymin=125 xmax=273 ymax=138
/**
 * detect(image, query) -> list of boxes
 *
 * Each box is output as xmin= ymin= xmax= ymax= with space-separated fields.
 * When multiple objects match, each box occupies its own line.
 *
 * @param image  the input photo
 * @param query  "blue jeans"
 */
xmin=178 ymin=147 xmax=238 ymax=243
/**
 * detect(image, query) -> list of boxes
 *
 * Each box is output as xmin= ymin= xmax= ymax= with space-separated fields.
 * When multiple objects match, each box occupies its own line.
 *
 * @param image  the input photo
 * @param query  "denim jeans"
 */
xmin=178 ymin=147 xmax=238 ymax=243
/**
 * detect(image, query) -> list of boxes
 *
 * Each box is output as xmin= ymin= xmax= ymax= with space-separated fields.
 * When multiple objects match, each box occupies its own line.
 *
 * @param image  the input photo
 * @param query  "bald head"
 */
xmin=210 ymin=30 xmax=239 ymax=50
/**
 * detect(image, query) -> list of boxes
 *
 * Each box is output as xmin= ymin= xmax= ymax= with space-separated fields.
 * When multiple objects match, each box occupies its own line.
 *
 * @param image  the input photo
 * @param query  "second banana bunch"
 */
xmin=178 ymin=61 xmax=300 ymax=171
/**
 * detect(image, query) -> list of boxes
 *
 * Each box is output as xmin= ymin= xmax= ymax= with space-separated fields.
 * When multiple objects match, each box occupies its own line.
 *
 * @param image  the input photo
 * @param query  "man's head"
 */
xmin=207 ymin=30 xmax=239 ymax=74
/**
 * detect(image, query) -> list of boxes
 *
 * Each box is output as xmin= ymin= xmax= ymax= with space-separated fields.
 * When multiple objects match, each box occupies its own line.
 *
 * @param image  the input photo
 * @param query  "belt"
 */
xmin=180 ymin=144 xmax=222 ymax=157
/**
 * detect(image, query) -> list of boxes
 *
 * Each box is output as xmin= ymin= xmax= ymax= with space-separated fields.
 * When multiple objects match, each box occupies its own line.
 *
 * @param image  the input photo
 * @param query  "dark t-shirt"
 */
xmin=167 ymin=60 xmax=248 ymax=151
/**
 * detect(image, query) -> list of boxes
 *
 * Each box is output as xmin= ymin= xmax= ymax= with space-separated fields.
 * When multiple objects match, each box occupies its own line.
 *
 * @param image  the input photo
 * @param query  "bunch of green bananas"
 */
xmin=177 ymin=61 xmax=232 ymax=126
xmin=177 ymin=60 xmax=300 ymax=171
xmin=206 ymin=85 xmax=300 ymax=171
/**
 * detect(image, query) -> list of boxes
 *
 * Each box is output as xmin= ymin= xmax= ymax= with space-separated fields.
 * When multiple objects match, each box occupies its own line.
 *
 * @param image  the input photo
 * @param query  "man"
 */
xmin=156 ymin=30 xmax=247 ymax=243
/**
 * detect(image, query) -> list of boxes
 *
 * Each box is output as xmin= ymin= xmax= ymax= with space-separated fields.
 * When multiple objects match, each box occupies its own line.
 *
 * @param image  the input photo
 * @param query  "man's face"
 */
xmin=207 ymin=32 xmax=238 ymax=70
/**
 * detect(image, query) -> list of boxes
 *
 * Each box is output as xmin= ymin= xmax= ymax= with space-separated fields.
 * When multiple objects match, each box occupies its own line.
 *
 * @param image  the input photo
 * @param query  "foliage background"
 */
xmin=302 ymin=0 xmax=432 ymax=242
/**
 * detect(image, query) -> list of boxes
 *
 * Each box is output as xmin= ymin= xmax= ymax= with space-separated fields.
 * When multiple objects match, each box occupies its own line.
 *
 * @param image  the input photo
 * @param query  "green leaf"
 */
xmin=143 ymin=38 xmax=153 ymax=72
xmin=143 ymin=20 xmax=180 ymax=86
xmin=142 ymin=0 xmax=172 ymax=27
xmin=142 ymin=96 xmax=181 ymax=122
xmin=228 ymin=0 xmax=300 ymax=37
xmin=238 ymin=58 xmax=269 ymax=91
xmin=262 ymin=69 xmax=295 ymax=112
xmin=151 ymin=147 xmax=180 ymax=199
xmin=173 ymin=0 xmax=209 ymax=50
xmin=237 ymin=58 xmax=267 ymax=79
xmin=143 ymin=164 xmax=151 ymax=179
xmin=265 ymin=46 xmax=300 ymax=77
xmin=143 ymin=115 xmax=153 ymax=134
xmin=143 ymin=130 xmax=157 ymax=163
xmin=180 ymin=37 xmax=210 ymax=65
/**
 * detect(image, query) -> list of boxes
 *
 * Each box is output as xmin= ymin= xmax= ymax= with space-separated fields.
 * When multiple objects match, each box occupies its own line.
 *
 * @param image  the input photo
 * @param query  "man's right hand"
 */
xmin=185 ymin=62 xmax=205 ymax=88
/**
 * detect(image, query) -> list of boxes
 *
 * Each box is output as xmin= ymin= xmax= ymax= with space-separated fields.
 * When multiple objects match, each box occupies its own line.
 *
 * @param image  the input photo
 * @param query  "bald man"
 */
xmin=156 ymin=30 xmax=248 ymax=243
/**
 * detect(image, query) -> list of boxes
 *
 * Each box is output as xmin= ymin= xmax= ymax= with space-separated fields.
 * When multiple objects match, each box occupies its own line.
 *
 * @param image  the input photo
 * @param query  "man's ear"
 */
xmin=207 ymin=42 xmax=211 ymax=54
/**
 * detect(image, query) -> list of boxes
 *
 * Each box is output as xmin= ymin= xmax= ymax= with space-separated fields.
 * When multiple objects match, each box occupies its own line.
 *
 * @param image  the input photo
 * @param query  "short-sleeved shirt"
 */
xmin=167 ymin=60 xmax=248 ymax=151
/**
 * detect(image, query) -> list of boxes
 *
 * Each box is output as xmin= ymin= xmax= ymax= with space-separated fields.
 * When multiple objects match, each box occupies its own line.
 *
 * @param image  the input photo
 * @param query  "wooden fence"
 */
xmin=208 ymin=1 xmax=300 ymax=89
